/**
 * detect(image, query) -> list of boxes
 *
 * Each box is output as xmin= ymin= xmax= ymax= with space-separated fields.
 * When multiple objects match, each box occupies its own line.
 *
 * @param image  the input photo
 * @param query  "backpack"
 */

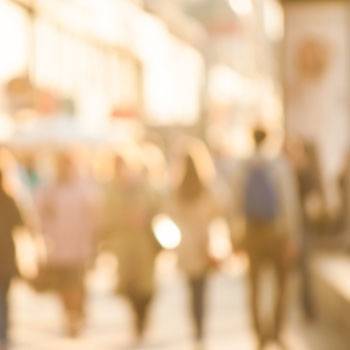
xmin=244 ymin=161 xmax=279 ymax=223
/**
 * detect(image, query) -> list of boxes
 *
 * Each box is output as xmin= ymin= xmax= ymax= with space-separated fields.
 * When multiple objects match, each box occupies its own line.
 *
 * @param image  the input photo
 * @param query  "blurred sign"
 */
xmin=110 ymin=106 xmax=139 ymax=119
xmin=5 ymin=76 xmax=76 ymax=118
xmin=5 ymin=76 xmax=35 ymax=115
xmin=296 ymin=37 xmax=330 ymax=81
xmin=283 ymin=0 xmax=350 ymax=180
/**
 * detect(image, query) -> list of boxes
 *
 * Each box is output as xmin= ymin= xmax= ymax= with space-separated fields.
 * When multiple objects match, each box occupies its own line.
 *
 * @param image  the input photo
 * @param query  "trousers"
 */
xmin=245 ymin=225 xmax=290 ymax=342
xmin=0 ymin=279 xmax=11 ymax=344
xmin=188 ymin=276 xmax=207 ymax=340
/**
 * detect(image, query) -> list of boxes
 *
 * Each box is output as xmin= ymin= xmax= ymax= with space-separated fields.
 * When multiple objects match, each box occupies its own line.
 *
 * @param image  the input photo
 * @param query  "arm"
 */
xmin=227 ymin=164 xmax=247 ymax=252
xmin=279 ymin=159 xmax=303 ymax=247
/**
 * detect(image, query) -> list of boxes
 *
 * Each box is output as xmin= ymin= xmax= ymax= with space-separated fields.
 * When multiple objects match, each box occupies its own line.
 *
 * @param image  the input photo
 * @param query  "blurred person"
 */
xmin=337 ymin=150 xmax=350 ymax=236
xmin=14 ymin=152 xmax=42 ymax=232
xmin=35 ymin=151 xmax=100 ymax=337
xmin=232 ymin=128 xmax=301 ymax=349
xmin=165 ymin=145 xmax=226 ymax=349
xmin=286 ymin=139 xmax=325 ymax=320
xmin=0 ymin=169 xmax=25 ymax=350
xmin=102 ymin=154 xmax=160 ymax=342
xmin=140 ymin=142 xmax=168 ymax=193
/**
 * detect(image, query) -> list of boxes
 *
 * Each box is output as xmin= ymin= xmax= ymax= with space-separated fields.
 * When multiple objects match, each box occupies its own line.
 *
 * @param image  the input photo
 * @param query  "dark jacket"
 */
xmin=0 ymin=191 xmax=23 ymax=282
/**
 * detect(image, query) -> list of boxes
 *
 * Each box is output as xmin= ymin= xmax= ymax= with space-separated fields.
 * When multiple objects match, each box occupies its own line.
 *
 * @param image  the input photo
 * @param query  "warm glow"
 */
xmin=209 ymin=218 xmax=232 ymax=260
xmin=135 ymin=14 xmax=203 ymax=125
xmin=0 ymin=1 xmax=28 ymax=82
xmin=14 ymin=231 xmax=45 ymax=279
xmin=0 ymin=116 xmax=15 ymax=141
xmin=209 ymin=65 xmax=254 ymax=104
xmin=228 ymin=0 xmax=253 ymax=16
xmin=152 ymin=214 xmax=182 ymax=250
xmin=263 ymin=0 xmax=284 ymax=41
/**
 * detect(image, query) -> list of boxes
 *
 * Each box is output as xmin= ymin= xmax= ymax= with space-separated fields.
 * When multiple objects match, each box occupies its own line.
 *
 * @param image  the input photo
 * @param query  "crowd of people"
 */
xmin=0 ymin=127 xmax=346 ymax=350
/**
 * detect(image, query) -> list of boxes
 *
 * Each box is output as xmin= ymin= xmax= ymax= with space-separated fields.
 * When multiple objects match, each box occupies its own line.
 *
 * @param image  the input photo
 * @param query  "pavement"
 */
xmin=8 ymin=253 xmax=349 ymax=350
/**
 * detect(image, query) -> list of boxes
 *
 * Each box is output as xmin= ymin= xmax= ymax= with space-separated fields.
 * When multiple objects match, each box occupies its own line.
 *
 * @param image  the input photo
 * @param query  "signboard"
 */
xmin=284 ymin=0 xmax=350 ymax=180
xmin=185 ymin=0 xmax=240 ymax=36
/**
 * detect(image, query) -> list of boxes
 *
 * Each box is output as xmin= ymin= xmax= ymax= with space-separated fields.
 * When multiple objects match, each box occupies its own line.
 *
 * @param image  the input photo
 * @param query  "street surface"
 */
xmin=9 ymin=253 xmax=348 ymax=350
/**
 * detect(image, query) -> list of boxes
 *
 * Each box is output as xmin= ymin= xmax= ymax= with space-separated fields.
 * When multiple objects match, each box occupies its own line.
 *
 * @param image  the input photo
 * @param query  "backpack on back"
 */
xmin=244 ymin=161 xmax=279 ymax=223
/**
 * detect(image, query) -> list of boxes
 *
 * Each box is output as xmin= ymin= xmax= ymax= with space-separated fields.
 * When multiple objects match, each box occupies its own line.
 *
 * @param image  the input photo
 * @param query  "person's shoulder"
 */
xmin=0 ymin=191 xmax=14 ymax=204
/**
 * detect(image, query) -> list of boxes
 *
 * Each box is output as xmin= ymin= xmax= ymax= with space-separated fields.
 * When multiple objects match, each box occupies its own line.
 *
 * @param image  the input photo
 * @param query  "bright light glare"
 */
xmin=152 ymin=214 xmax=182 ymax=250
xmin=263 ymin=0 xmax=284 ymax=41
xmin=14 ymin=231 xmax=41 ymax=279
xmin=0 ymin=1 xmax=28 ymax=81
xmin=229 ymin=0 xmax=253 ymax=16
xmin=209 ymin=65 xmax=254 ymax=104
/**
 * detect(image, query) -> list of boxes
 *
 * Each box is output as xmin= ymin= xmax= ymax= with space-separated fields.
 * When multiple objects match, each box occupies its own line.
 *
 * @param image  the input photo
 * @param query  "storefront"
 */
xmin=0 ymin=0 xmax=205 ymax=146
xmin=0 ymin=0 xmax=141 ymax=131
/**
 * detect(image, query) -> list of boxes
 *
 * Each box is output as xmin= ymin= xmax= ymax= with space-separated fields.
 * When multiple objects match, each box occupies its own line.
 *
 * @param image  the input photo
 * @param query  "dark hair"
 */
xmin=177 ymin=155 xmax=204 ymax=202
xmin=0 ymin=170 xmax=5 ymax=194
xmin=252 ymin=128 xmax=267 ymax=148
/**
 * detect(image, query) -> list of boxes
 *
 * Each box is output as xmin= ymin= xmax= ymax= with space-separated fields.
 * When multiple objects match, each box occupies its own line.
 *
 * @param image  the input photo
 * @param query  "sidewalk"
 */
xmin=9 ymin=253 xmax=349 ymax=350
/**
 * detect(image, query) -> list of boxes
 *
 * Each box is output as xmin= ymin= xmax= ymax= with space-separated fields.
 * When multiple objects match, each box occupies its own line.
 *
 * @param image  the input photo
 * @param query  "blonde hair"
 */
xmin=184 ymin=139 xmax=216 ymax=187
xmin=173 ymin=138 xmax=216 ymax=195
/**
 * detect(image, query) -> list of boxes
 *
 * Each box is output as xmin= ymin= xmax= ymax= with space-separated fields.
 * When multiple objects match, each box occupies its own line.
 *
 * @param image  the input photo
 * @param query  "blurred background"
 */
xmin=0 ymin=0 xmax=349 ymax=349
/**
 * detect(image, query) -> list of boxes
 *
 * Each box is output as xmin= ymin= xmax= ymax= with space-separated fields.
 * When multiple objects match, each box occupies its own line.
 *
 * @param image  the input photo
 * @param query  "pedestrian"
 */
xmin=233 ymin=128 xmax=301 ymax=349
xmin=337 ymin=150 xmax=350 ymax=236
xmin=0 ymin=169 xmax=25 ymax=350
xmin=286 ymin=139 xmax=324 ymax=321
xmin=35 ymin=151 xmax=100 ymax=337
xmin=165 ymin=144 xmax=225 ymax=349
xmin=102 ymin=154 xmax=160 ymax=342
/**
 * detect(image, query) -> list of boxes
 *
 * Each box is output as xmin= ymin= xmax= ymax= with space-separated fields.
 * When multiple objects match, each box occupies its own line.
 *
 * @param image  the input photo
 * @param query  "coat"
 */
xmin=0 ymin=191 xmax=23 ymax=282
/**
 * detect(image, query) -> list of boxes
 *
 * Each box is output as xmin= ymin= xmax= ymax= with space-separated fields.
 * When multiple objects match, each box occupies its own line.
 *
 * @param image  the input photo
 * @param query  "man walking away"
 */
xmin=240 ymin=128 xmax=301 ymax=349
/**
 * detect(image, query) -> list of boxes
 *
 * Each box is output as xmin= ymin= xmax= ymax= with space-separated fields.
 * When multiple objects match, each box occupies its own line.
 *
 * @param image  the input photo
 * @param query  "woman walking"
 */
xmin=35 ymin=151 xmax=100 ymax=337
xmin=165 ymin=144 xmax=224 ymax=348
xmin=103 ymin=154 xmax=160 ymax=342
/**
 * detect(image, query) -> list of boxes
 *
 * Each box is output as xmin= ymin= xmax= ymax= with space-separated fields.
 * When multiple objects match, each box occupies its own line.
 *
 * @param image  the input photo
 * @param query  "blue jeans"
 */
xmin=0 ymin=280 xmax=10 ymax=344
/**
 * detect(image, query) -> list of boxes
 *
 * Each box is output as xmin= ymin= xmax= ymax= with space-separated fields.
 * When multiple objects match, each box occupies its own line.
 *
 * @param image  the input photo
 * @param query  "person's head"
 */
xmin=178 ymin=153 xmax=205 ymax=201
xmin=252 ymin=127 xmax=267 ymax=151
xmin=55 ymin=151 xmax=76 ymax=183
xmin=114 ymin=154 xmax=130 ymax=182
